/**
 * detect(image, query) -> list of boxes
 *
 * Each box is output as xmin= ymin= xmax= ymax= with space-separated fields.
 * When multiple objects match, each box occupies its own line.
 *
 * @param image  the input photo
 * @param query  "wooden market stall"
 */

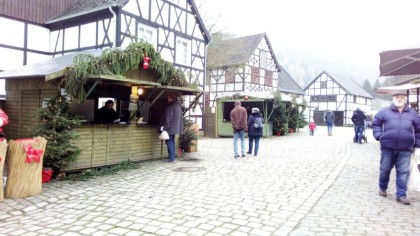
xmin=215 ymin=92 xmax=274 ymax=138
xmin=0 ymin=45 xmax=201 ymax=172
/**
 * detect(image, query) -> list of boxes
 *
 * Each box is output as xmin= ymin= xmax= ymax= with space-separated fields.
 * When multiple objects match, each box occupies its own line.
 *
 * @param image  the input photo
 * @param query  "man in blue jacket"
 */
xmin=372 ymin=91 xmax=420 ymax=205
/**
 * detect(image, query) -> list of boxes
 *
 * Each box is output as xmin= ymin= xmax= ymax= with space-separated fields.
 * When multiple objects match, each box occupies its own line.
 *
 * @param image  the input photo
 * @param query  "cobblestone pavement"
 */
xmin=1 ymin=126 xmax=420 ymax=236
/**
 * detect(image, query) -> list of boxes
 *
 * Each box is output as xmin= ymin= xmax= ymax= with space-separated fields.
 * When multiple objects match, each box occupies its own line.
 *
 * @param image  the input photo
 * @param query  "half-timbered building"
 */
xmin=304 ymin=70 xmax=373 ymax=126
xmin=204 ymin=33 xmax=304 ymax=137
xmin=0 ymin=0 xmax=209 ymax=128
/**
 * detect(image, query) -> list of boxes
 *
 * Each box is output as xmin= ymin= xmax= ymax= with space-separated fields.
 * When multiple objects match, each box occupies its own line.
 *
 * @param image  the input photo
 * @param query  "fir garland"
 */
xmin=61 ymin=41 xmax=190 ymax=100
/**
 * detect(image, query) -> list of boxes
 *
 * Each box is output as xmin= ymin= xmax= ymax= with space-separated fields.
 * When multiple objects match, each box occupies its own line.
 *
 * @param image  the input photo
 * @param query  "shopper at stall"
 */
xmin=230 ymin=101 xmax=247 ymax=158
xmin=247 ymin=107 xmax=263 ymax=156
xmin=96 ymin=100 xmax=118 ymax=123
xmin=160 ymin=92 xmax=183 ymax=163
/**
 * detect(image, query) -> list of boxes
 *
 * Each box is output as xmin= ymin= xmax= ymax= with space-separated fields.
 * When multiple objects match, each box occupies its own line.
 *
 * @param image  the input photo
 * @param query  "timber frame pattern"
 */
xmin=47 ymin=0 xmax=209 ymax=127
xmin=0 ymin=0 xmax=209 ymax=128
xmin=206 ymin=34 xmax=280 ymax=107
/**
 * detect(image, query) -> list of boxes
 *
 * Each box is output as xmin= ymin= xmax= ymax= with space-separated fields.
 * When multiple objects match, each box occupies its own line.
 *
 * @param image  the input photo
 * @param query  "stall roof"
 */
xmin=375 ymin=83 xmax=420 ymax=95
xmin=0 ymin=49 xmax=104 ymax=80
xmin=216 ymin=92 xmax=273 ymax=100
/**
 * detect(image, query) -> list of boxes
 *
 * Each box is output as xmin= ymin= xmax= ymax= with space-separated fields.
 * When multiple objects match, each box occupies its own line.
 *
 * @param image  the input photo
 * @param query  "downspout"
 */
xmin=109 ymin=6 xmax=117 ymax=47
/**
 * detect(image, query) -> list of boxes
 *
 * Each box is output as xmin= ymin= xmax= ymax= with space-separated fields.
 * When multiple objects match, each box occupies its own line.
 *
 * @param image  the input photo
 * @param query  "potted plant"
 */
xmin=33 ymin=94 xmax=81 ymax=181
xmin=179 ymin=119 xmax=199 ymax=152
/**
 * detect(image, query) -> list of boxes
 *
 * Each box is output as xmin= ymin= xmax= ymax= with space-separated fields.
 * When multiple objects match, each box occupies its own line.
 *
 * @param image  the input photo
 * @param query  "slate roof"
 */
xmin=45 ymin=0 xmax=210 ymax=42
xmin=207 ymin=33 xmax=280 ymax=70
xmin=46 ymin=0 xmax=128 ymax=24
xmin=0 ymin=50 xmax=104 ymax=79
xmin=304 ymin=70 xmax=373 ymax=98
xmin=278 ymin=66 xmax=304 ymax=95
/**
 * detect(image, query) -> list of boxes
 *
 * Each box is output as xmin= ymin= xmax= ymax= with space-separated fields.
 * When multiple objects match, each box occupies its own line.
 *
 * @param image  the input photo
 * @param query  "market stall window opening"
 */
xmin=96 ymin=98 xmax=119 ymax=123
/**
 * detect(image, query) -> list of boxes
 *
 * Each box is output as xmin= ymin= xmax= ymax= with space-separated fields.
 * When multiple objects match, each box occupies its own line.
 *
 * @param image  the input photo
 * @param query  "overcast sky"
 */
xmin=195 ymin=0 xmax=420 ymax=80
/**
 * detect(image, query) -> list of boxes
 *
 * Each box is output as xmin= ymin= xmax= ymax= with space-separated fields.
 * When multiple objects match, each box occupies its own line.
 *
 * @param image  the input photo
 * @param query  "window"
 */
xmin=138 ymin=23 xmax=157 ymax=48
xmin=225 ymin=68 xmax=235 ymax=83
xmin=353 ymin=96 xmax=357 ymax=103
xmin=176 ymin=37 xmax=191 ymax=65
xmin=264 ymin=70 xmax=273 ymax=86
xmin=260 ymin=50 xmax=267 ymax=69
xmin=251 ymin=67 xmax=260 ymax=83
xmin=320 ymin=81 xmax=327 ymax=88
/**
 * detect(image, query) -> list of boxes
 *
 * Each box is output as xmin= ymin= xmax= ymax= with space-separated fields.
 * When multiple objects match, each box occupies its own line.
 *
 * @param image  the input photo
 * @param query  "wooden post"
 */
xmin=0 ymin=141 xmax=7 ymax=202
xmin=5 ymin=137 xmax=47 ymax=199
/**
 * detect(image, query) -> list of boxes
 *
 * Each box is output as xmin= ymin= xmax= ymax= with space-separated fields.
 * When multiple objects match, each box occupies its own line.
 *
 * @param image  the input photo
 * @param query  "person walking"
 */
xmin=230 ymin=101 xmax=248 ymax=158
xmin=351 ymin=107 xmax=366 ymax=144
xmin=247 ymin=107 xmax=263 ymax=156
xmin=308 ymin=119 xmax=316 ymax=136
xmin=160 ymin=92 xmax=183 ymax=163
xmin=324 ymin=111 xmax=335 ymax=136
xmin=371 ymin=92 xmax=420 ymax=205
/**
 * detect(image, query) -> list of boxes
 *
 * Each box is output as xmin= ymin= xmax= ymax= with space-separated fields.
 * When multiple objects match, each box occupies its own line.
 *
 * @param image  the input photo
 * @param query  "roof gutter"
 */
xmin=109 ymin=6 xmax=117 ymax=48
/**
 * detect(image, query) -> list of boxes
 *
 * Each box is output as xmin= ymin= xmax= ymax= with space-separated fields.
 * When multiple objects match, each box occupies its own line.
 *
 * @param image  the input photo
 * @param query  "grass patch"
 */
xmin=62 ymin=160 xmax=140 ymax=181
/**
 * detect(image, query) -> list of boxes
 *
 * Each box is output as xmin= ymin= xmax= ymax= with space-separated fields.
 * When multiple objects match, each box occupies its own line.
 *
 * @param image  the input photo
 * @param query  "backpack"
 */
xmin=253 ymin=117 xmax=264 ymax=130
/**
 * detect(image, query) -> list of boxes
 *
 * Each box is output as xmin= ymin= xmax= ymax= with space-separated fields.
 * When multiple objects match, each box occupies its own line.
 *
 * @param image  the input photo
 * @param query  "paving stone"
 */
xmin=1 ymin=127 xmax=420 ymax=235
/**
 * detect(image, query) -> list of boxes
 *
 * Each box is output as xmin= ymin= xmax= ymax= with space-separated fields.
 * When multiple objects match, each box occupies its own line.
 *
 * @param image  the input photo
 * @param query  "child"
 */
xmin=308 ymin=119 xmax=316 ymax=136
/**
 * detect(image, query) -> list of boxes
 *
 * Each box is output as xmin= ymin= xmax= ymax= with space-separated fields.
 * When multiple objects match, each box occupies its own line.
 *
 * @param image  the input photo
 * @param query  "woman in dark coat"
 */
xmin=247 ymin=107 xmax=263 ymax=156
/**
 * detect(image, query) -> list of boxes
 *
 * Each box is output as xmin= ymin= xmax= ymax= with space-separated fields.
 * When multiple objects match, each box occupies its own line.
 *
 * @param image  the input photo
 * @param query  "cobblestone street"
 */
xmin=1 ymin=126 xmax=420 ymax=236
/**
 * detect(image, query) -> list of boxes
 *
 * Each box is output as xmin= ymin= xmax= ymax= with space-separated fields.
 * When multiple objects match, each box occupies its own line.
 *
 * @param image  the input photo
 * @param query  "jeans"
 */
xmin=248 ymin=135 xmax=261 ymax=155
xmin=326 ymin=123 xmax=333 ymax=135
xmin=379 ymin=149 xmax=411 ymax=198
xmin=309 ymin=130 xmax=314 ymax=136
xmin=233 ymin=130 xmax=245 ymax=156
xmin=165 ymin=134 xmax=176 ymax=161
xmin=354 ymin=125 xmax=364 ymax=143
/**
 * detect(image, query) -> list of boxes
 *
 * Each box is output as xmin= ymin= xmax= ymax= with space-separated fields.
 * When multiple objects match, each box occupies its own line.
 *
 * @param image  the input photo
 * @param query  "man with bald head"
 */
xmin=230 ymin=101 xmax=248 ymax=158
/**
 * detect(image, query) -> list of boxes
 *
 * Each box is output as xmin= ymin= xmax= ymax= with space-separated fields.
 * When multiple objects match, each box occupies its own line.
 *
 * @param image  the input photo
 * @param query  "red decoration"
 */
xmin=24 ymin=145 xmax=44 ymax=163
xmin=244 ymin=96 xmax=249 ymax=100
xmin=143 ymin=56 xmax=150 ymax=69
xmin=42 ymin=169 xmax=54 ymax=183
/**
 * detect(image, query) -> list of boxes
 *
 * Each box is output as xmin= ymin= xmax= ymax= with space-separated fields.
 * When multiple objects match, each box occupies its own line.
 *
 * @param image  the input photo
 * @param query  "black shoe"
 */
xmin=397 ymin=197 xmax=410 ymax=205
xmin=254 ymin=154 xmax=257 ymax=157
xmin=379 ymin=190 xmax=387 ymax=197
xmin=242 ymin=154 xmax=246 ymax=157
xmin=246 ymin=152 xmax=252 ymax=154
xmin=234 ymin=155 xmax=239 ymax=158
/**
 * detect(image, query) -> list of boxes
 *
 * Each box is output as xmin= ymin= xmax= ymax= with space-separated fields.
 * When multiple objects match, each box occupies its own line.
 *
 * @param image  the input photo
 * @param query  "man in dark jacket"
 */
xmin=372 ymin=92 xmax=420 ymax=205
xmin=351 ymin=107 xmax=366 ymax=144
xmin=96 ymin=100 xmax=118 ymax=123
xmin=324 ymin=111 xmax=335 ymax=136
xmin=230 ymin=101 xmax=247 ymax=158
xmin=160 ymin=92 xmax=183 ymax=162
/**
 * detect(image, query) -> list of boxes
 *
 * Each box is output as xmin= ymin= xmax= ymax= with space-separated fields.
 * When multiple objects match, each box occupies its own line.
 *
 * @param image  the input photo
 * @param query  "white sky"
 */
xmin=195 ymin=0 xmax=420 ymax=79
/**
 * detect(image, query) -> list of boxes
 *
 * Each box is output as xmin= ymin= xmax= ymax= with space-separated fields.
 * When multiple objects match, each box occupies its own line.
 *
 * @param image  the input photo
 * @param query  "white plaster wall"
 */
xmin=0 ymin=48 xmax=23 ymax=70
xmin=26 ymin=52 xmax=49 ymax=65
xmin=27 ymin=24 xmax=50 ymax=52
xmin=63 ymin=26 xmax=79 ymax=50
xmin=80 ymin=22 xmax=97 ymax=48
xmin=0 ymin=17 xmax=24 ymax=47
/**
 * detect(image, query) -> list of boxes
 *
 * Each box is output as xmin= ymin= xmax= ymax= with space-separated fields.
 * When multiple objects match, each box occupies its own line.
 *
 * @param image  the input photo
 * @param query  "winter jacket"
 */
xmin=160 ymin=99 xmax=184 ymax=135
xmin=372 ymin=104 xmax=420 ymax=151
xmin=325 ymin=112 xmax=335 ymax=125
xmin=0 ymin=109 xmax=8 ymax=133
xmin=308 ymin=122 xmax=316 ymax=131
xmin=230 ymin=105 xmax=248 ymax=132
xmin=247 ymin=113 xmax=263 ymax=136
xmin=351 ymin=108 xmax=366 ymax=126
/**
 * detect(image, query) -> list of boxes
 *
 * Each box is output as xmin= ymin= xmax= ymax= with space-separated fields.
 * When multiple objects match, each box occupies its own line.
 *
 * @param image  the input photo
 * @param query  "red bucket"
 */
xmin=42 ymin=169 xmax=53 ymax=183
